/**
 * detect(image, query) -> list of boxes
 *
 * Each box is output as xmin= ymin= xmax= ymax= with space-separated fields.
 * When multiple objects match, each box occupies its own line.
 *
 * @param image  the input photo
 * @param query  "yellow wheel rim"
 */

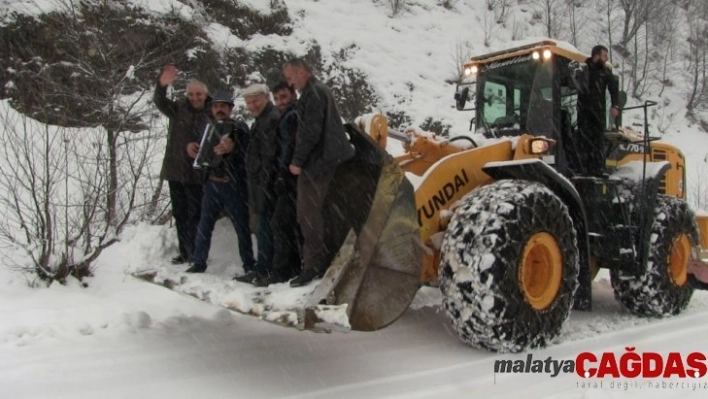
xmin=668 ymin=234 xmax=690 ymax=286
xmin=519 ymin=232 xmax=563 ymax=310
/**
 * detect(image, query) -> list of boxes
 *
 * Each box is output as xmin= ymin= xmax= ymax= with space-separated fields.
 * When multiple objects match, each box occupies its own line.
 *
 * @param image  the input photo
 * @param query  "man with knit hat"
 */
xmin=233 ymin=83 xmax=281 ymax=284
xmin=185 ymin=90 xmax=255 ymax=274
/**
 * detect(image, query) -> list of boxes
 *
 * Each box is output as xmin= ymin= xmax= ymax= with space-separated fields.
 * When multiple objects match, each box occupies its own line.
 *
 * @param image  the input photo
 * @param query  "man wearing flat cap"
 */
xmin=185 ymin=90 xmax=255 ymax=275
xmin=233 ymin=83 xmax=281 ymax=284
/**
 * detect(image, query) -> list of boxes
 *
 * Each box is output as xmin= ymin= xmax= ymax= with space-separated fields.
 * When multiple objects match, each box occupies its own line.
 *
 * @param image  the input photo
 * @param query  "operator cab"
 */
xmin=457 ymin=40 xmax=591 ymax=134
xmin=455 ymin=40 xmax=599 ymax=174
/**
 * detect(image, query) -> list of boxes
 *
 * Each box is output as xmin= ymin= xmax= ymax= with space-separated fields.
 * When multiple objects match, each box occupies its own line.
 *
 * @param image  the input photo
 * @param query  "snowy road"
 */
xmin=3 ymin=266 xmax=708 ymax=399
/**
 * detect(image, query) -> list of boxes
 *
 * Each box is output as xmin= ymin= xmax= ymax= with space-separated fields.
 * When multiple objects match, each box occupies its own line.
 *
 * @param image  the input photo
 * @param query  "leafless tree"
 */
xmin=566 ymin=0 xmax=588 ymax=47
xmin=388 ymin=0 xmax=410 ymax=17
xmin=0 ymin=29 xmax=165 ymax=284
xmin=651 ymin=4 xmax=679 ymax=97
xmin=0 ymin=98 xmax=162 ymax=285
xmin=493 ymin=0 xmax=512 ymax=25
xmin=627 ymin=25 xmax=652 ymax=98
xmin=482 ymin=8 xmax=498 ymax=47
xmin=449 ymin=38 xmax=475 ymax=83
xmin=0 ymin=109 xmax=59 ymax=282
xmin=437 ymin=0 xmax=459 ymax=9
xmin=531 ymin=0 xmax=565 ymax=38
xmin=616 ymin=0 xmax=662 ymax=50
xmin=593 ymin=0 xmax=620 ymax=60
xmin=511 ymin=16 xmax=525 ymax=41
xmin=684 ymin=0 xmax=708 ymax=112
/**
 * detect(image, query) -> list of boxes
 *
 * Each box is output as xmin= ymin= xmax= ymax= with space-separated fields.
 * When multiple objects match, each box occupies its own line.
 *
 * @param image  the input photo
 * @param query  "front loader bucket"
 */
xmin=302 ymin=124 xmax=422 ymax=331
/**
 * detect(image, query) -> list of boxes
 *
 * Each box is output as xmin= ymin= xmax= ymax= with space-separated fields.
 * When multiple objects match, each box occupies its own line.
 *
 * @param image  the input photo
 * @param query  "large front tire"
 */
xmin=439 ymin=180 xmax=579 ymax=353
xmin=610 ymin=195 xmax=698 ymax=317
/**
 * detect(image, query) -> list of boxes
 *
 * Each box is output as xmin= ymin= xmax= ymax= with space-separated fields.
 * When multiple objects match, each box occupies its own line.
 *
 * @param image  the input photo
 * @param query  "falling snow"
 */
xmin=2 ymin=0 xmax=708 ymax=397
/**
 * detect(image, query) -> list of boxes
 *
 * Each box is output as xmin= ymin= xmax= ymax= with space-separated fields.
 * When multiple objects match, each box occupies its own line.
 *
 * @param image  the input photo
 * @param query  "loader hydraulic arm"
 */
xmin=391 ymin=128 xmax=472 ymax=176
xmin=356 ymin=112 xmax=477 ymax=176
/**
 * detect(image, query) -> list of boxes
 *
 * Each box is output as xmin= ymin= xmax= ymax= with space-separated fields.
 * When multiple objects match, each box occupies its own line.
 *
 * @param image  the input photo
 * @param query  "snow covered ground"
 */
xmin=3 ymin=219 xmax=708 ymax=398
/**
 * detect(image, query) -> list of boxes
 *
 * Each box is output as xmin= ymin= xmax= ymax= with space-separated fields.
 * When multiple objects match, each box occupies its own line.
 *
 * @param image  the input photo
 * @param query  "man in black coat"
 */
xmin=283 ymin=59 xmax=355 ymax=287
xmin=234 ymin=84 xmax=280 ymax=284
xmin=254 ymin=82 xmax=302 ymax=286
xmin=571 ymin=45 xmax=620 ymax=177
xmin=184 ymin=90 xmax=255 ymax=274
xmin=153 ymin=65 xmax=211 ymax=264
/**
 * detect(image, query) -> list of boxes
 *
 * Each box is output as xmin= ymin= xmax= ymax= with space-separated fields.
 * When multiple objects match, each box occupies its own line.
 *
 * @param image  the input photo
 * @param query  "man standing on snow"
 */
xmin=153 ymin=65 xmax=211 ymax=265
xmin=570 ymin=45 xmax=620 ymax=177
xmin=254 ymin=82 xmax=302 ymax=286
xmin=282 ymin=58 xmax=355 ymax=287
xmin=185 ymin=90 xmax=255 ymax=275
xmin=233 ymin=84 xmax=280 ymax=284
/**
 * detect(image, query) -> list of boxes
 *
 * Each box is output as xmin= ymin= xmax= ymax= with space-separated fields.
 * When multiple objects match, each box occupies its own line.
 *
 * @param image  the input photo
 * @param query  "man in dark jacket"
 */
xmin=283 ymin=59 xmax=355 ymax=287
xmin=233 ymin=83 xmax=280 ymax=284
xmin=184 ymin=90 xmax=255 ymax=274
xmin=570 ymin=45 xmax=620 ymax=177
xmin=153 ymin=65 xmax=211 ymax=264
xmin=254 ymin=82 xmax=302 ymax=286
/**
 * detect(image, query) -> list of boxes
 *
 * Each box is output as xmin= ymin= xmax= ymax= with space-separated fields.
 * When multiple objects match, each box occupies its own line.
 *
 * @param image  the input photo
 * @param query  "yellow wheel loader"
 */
xmin=307 ymin=39 xmax=708 ymax=353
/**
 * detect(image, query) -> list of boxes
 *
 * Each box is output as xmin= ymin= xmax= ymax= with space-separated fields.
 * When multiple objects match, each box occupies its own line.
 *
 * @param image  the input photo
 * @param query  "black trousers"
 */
xmin=271 ymin=176 xmax=302 ymax=279
xmin=297 ymin=168 xmax=336 ymax=273
xmin=567 ymin=112 xmax=608 ymax=177
xmin=168 ymin=181 xmax=203 ymax=260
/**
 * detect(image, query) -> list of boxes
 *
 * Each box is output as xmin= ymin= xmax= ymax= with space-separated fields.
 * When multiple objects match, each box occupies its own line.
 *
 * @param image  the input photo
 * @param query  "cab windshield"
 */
xmin=476 ymin=58 xmax=555 ymax=137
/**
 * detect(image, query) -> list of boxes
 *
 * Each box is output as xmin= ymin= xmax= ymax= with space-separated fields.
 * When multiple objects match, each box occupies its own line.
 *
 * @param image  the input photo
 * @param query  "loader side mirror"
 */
xmin=455 ymin=83 xmax=475 ymax=111
xmin=455 ymin=87 xmax=469 ymax=110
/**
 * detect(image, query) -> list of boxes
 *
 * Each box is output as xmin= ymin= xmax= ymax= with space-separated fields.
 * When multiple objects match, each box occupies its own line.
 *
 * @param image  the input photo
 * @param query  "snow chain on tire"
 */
xmin=439 ymin=180 xmax=580 ymax=353
xmin=610 ymin=194 xmax=698 ymax=317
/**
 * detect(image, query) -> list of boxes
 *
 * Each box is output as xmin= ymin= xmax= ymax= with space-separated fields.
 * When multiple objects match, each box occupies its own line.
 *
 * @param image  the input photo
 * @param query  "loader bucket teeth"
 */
xmin=303 ymin=124 xmax=422 ymax=331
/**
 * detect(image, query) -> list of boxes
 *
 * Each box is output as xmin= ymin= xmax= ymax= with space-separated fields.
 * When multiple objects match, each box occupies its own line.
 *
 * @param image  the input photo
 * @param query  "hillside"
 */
xmin=1 ymin=0 xmax=707 ymax=205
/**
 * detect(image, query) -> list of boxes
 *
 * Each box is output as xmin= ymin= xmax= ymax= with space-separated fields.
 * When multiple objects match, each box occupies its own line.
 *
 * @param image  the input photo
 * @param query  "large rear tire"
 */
xmin=610 ymin=195 xmax=698 ymax=317
xmin=439 ymin=180 xmax=579 ymax=353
